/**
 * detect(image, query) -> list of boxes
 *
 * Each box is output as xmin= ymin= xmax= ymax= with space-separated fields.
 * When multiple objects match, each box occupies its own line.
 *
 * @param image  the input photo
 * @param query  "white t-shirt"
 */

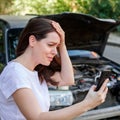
xmin=0 ymin=61 xmax=50 ymax=120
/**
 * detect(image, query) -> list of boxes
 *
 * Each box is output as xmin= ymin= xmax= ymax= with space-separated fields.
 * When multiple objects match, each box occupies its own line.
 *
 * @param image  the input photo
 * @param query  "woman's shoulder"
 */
xmin=1 ymin=61 xmax=22 ymax=74
xmin=0 ymin=62 xmax=17 ymax=80
xmin=0 ymin=61 xmax=33 ymax=99
xmin=0 ymin=61 xmax=37 ymax=83
xmin=0 ymin=61 xmax=28 ymax=79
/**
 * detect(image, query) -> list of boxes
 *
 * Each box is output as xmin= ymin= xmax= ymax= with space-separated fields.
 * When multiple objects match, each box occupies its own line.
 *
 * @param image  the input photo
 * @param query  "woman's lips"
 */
xmin=48 ymin=57 xmax=53 ymax=61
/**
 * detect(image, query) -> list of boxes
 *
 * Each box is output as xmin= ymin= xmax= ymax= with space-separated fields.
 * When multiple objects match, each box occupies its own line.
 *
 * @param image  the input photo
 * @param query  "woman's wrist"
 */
xmin=60 ymin=41 xmax=65 ymax=45
xmin=59 ymin=41 xmax=66 ymax=48
xmin=59 ymin=43 xmax=67 ymax=52
xmin=80 ymin=99 xmax=92 ymax=112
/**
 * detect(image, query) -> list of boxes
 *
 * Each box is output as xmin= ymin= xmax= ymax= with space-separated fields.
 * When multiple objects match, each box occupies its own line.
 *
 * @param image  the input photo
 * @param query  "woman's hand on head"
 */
xmin=83 ymin=79 xmax=109 ymax=110
xmin=51 ymin=21 xmax=74 ymax=87
xmin=51 ymin=21 xmax=65 ymax=45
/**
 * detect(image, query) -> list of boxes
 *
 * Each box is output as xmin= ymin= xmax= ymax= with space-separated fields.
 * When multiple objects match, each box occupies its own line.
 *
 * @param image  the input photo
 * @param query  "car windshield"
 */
xmin=7 ymin=28 xmax=23 ymax=61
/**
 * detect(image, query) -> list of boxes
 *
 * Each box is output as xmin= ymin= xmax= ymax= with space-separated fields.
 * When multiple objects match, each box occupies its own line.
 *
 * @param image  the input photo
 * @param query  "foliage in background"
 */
xmin=88 ymin=0 xmax=120 ymax=20
xmin=0 ymin=0 xmax=120 ymax=21
xmin=88 ymin=0 xmax=113 ymax=18
xmin=0 ymin=0 xmax=15 ymax=14
xmin=0 ymin=63 xmax=4 ymax=73
xmin=5 ymin=0 xmax=92 ymax=15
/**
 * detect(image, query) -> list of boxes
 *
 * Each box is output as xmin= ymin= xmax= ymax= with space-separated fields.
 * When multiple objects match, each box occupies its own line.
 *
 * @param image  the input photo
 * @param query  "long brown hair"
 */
xmin=16 ymin=17 xmax=61 ymax=85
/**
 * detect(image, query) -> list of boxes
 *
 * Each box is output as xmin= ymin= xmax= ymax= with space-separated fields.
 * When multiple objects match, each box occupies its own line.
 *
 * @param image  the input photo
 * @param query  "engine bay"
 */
xmin=70 ymin=58 xmax=120 ymax=107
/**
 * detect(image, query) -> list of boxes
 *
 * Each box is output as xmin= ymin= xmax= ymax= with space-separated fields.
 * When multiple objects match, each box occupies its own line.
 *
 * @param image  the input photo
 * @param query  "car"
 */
xmin=0 ymin=13 xmax=120 ymax=120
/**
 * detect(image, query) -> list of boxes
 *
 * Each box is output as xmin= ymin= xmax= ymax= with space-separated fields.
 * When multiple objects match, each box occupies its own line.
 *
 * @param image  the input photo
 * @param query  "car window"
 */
xmin=7 ymin=28 xmax=23 ymax=61
xmin=0 ymin=23 xmax=5 ymax=72
xmin=0 ymin=28 xmax=4 ymax=61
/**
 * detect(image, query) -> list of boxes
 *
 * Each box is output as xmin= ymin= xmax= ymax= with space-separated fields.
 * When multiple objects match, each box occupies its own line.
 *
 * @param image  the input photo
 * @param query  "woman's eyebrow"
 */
xmin=49 ymin=41 xmax=60 ymax=45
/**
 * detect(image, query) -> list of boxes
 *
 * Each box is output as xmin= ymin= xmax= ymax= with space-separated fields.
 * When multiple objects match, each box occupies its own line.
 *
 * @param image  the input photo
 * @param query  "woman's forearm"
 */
xmin=39 ymin=100 xmax=89 ymax=120
xmin=51 ymin=21 xmax=74 ymax=85
xmin=59 ymin=44 xmax=74 ymax=85
xmin=39 ymin=80 xmax=108 ymax=120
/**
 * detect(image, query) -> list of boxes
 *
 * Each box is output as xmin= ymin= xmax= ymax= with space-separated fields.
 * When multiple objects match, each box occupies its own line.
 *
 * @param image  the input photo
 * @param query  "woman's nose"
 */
xmin=51 ymin=47 xmax=57 ymax=55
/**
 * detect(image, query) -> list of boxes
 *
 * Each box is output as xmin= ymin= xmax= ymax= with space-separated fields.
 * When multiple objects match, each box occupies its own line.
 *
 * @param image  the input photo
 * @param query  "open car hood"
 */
xmin=38 ymin=13 xmax=120 ymax=56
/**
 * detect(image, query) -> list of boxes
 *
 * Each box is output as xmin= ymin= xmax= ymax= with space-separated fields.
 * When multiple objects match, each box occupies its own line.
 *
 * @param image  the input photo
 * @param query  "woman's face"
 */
xmin=32 ymin=32 xmax=60 ymax=66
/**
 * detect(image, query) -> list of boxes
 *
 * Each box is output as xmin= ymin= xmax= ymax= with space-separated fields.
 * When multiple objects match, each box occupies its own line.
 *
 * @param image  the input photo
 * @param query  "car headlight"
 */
xmin=49 ymin=90 xmax=74 ymax=107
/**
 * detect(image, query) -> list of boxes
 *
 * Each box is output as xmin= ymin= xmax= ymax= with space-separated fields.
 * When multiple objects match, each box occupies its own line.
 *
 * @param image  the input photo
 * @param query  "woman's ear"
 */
xmin=29 ymin=35 xmax=36 ymax=47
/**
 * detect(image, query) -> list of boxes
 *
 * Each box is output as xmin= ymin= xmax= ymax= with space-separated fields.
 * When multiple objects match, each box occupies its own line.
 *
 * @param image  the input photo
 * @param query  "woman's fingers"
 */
xmin=90 ymin=85 xmax=96 ymax=91
xmin=51 ymin=21 xmax=65 ymax=43
xmin=99 ymin=79 xmax=109 ymax=92
xmin=51 ymin=21 xmax=62 ymax=33
xmin=84 ymin=78 xmax=109 ymax=110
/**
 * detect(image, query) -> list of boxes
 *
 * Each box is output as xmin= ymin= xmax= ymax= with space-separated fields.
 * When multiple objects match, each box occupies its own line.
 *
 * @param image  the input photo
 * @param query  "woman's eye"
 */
xmin=48 ymin=44 xmax=55 ymax=47
xmin=48 ymin=44 xmax=54 ymax=46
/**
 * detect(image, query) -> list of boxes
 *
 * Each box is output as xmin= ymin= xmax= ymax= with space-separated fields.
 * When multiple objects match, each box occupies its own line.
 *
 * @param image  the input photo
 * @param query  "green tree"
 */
xmin=88 ymin=0 xmax=120 ymax=20
xmin=0 ymin=63 xmax=4 ymax=73
xmin=0 ymin=0 xmax=120 ymax=22
xmin=13 ymin=0 xmax=50 ymax=15
xmin=110 ymin=0 xmax=120 ymax=20
xmin=51 ymin=0 xmax=92 ymax=14
xmin=0 ymin=0 xmax=14 ymax=14
xmin=88 ymin=0 xmax=113 ymax=18
xmin=12 ymin=0 xmax=83 ymax=15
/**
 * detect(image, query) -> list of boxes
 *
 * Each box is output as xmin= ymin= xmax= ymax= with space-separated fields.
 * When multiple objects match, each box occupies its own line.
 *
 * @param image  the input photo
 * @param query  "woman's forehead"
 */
xmin=45 ymin=32 xmax=60 ymax=43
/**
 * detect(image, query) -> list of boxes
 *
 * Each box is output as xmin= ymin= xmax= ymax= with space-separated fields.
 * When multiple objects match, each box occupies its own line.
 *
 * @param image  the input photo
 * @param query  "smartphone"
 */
xmin=95 ymin=70 xmax=111 ymax=91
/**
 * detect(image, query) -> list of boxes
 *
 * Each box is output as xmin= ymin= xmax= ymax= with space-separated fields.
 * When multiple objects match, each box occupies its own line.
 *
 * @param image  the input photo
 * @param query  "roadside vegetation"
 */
xmin=1 ymin=0 xmax=120 ymax=31
xmin=0 ymin=0 xmax=119 ymax=19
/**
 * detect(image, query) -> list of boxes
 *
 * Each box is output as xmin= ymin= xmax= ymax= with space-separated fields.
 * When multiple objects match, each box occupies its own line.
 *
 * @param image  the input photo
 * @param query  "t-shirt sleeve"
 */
xmin=0 ymin=69 xmax=31 ymax=99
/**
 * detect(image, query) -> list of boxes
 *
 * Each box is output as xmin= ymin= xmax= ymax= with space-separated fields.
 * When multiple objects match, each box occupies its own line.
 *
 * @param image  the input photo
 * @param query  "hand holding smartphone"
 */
xmin=95 ymin=70 xmax=111 ymax=91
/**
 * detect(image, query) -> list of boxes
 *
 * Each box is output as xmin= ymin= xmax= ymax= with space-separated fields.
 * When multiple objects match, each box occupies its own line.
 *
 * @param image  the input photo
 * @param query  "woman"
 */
xmin=0 ymin=17 xmax=108 ymax=120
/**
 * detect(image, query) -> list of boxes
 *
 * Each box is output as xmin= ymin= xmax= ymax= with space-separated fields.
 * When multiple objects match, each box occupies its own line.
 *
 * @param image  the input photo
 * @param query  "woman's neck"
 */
xmin=14 ymin=54 xmax=35 ymax=71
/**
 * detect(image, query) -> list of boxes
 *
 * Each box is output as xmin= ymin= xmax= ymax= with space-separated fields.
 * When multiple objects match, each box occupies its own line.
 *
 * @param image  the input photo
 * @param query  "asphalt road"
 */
xmin=104 ymin=33 xmax=120 ymax=65
xmin=104 ymin=44 xmax=120 ymax=64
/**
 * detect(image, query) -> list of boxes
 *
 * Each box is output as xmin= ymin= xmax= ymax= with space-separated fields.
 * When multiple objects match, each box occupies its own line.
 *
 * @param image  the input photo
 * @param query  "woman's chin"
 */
xmin=42 ymin=62 xmax=51 ymax=66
